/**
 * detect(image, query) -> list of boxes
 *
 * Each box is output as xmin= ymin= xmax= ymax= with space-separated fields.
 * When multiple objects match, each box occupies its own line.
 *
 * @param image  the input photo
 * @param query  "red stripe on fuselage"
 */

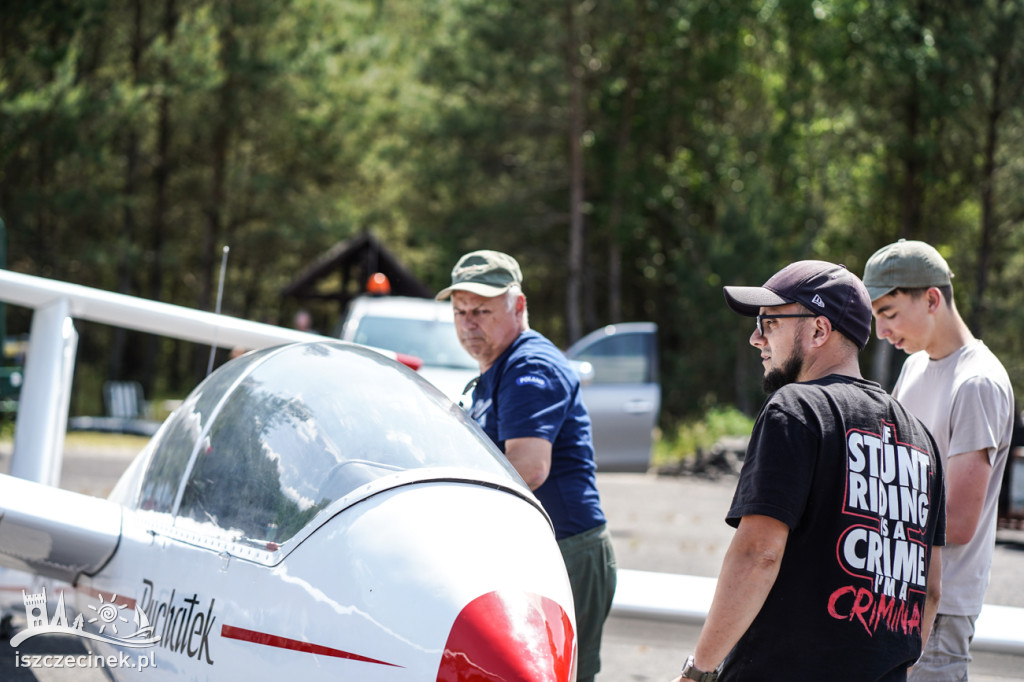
xmin=221 ymin=624 xmax=402 ymax=668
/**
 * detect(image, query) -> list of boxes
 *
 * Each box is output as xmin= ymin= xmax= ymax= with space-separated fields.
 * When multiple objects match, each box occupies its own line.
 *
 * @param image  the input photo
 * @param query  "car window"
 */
xmin=571 ymin=332 xmax=654 ymax=384
xmin=350 ymin=315 xmax=476 ymax=370
xmin=141 ymin=342 xmax=517 ymax=549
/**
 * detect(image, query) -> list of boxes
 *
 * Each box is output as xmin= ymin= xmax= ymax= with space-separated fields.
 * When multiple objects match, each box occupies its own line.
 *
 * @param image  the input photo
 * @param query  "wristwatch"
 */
xmin=681 ymin=655 xmax=719 ymax=682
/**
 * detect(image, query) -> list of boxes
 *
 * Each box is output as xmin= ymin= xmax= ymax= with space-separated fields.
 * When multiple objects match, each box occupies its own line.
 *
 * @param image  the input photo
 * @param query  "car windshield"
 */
xmin=351 ymin=315 xmax=476 ymax=370
xmin=137 ymin=341 xmax=519 ymax=548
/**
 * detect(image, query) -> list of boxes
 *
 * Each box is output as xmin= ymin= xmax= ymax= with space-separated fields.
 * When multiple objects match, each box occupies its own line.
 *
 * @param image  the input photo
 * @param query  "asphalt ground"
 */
xmin=2 ymin=442 xmax=1023 ymax=680
xmin=595 ymin=472 xmax=1024 ymax=682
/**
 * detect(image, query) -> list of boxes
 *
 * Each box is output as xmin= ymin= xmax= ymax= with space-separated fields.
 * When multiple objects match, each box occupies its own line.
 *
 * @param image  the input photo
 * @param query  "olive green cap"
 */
xmin=435 ymin=250 xmax=523 ymax=300
xmin=863 ymin=239 xmax=953 ymax=301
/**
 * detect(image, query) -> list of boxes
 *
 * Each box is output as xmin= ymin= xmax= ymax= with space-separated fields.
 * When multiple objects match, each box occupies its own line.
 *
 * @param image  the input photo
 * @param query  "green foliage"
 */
xmin=652 ymin=405 xmax=755 ymax=466
xmin=3 ymin=0 xmax=1024 ymax=428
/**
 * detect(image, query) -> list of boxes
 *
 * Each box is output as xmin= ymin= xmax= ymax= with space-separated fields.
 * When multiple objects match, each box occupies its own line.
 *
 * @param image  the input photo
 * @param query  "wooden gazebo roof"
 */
xmin=281 ymin=232 xmax=432 ymax=309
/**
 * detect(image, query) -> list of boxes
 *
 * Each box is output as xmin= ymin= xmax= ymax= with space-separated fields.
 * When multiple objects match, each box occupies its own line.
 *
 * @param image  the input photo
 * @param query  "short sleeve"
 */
xmin=949 ymin=375 xmax=1011 ymax=464
xmin=727 ymin=401 xmax=817 ymax=530
xmin=495 ymin=359 xmax=571 ymax=443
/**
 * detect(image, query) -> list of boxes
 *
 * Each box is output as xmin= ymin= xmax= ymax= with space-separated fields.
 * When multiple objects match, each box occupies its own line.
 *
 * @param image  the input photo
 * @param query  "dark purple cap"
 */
xmin=723 ymin=260 xmax=872 ymax=349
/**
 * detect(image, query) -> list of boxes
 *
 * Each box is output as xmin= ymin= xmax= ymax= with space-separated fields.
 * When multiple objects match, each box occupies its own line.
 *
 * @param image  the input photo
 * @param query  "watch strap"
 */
xmin=681 ymin=655 xmax=719 ymax=682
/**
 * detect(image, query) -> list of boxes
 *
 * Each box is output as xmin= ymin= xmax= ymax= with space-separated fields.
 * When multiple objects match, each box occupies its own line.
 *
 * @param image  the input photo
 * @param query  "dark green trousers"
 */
xmin=558 ymin=523 xmax=617 ymax=682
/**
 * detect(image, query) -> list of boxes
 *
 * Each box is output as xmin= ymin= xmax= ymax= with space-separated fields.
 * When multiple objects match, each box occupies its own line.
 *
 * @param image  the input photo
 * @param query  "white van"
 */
xmin=339 ymin=295 xmax=660 ymax=472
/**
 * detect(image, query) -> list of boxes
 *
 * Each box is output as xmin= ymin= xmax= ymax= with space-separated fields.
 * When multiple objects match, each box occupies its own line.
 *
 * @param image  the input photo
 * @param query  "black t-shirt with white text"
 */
xmin=721 ymin=375 xmax=946 ymax=682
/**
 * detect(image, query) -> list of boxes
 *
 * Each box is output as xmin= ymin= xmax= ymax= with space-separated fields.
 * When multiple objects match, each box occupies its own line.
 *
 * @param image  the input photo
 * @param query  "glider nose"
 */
xmin=436 ymin=590 xmax=576 ymax=682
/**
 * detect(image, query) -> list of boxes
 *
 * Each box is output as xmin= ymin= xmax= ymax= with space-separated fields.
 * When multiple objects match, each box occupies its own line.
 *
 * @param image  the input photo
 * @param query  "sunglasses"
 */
xmin=459 ymin=376 xmax=480 ymax=409
xmin=756 ymin=313 xmax=817 ymax=336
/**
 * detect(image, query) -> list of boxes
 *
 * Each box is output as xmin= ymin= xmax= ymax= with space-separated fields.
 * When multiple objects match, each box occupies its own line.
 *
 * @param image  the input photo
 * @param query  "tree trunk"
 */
xmin=606 ymin=5 xmax=640 ymax=324
xmin=565 ymin=0 xmax=584 ymax=344
xmin=970 ymin=0 xmax=1013 ymax=336
xmin=110 ymin=0 xmax=144 ymax=383
xmin=143 ymin=0 xmax=177 ymax=394
xmin=195 ymin=5 xmax=235 ymax=380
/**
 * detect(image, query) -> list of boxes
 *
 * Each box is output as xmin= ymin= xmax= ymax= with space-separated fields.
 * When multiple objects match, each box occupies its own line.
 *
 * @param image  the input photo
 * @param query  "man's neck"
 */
xmin=797 ymin=343 xmax=862 ymax=383
xmin=478 ymin=328 xmax=529 ymax=374
xmin=925 ymin=311 xmax=974 ymax=360
xmin=799 ymin=357 xmax=862 ymax=383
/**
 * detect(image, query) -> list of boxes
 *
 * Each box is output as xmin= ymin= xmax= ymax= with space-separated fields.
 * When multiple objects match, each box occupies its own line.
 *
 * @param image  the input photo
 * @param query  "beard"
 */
xmin=762 ymin=349 xmax=804 ymax=394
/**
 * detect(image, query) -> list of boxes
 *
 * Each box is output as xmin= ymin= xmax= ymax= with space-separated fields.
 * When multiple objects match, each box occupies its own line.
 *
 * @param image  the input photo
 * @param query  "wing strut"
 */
xmin=10 ymin=296 xmax=77 ymax=486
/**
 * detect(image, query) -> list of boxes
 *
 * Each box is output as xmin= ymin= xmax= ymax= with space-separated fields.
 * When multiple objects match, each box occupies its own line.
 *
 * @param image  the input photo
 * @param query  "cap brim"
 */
xmin=435 ymin=282 xmax=513 ymax=301
xmin=722 ymin=285 xmax=791 ymax=317
xmin=865 ymin=284 xmax=897 ymax=302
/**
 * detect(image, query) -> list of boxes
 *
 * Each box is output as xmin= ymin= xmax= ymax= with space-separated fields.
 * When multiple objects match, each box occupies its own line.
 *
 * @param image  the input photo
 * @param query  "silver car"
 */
xmin=338 ymin=296 xmax=660 ymax=472
xmin=565 ymin=322 xmax=661 ymax=472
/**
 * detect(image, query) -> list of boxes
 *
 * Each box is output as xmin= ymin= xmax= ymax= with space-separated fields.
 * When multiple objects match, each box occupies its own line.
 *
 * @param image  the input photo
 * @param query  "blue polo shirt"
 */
xmin=469 ymin=330 xmax=606 ymax=539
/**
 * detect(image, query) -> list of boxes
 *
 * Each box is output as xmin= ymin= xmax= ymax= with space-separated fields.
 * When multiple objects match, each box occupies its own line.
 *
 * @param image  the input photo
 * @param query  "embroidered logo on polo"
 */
xmin=516 ymin=375 xmax=548 ymax=389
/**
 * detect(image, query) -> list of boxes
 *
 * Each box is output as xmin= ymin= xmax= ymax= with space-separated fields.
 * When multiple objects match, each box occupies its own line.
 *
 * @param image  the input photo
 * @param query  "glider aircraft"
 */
xmin=0 ymin=269 xmax=576 ymax=680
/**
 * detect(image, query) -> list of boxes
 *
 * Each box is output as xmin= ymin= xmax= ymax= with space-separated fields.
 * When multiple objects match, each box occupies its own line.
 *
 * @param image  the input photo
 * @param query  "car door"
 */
xmin=566 ymin=323 xmax=660 ymax=472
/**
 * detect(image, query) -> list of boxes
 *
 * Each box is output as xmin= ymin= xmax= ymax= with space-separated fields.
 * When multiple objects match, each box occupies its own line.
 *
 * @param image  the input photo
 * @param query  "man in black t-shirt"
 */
xmin=672 ymin=261 xmax=946 ymax=682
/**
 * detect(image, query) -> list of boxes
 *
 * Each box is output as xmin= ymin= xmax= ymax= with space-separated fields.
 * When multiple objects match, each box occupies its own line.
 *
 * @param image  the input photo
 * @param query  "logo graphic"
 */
xmin=827 ymin=421 xmax=935 ymax=637
xmin=811 ymin=294 xmax=825 ymax=308
xmin=516 ymin=375 xmax=548 ymax=389
xmin=10 ymin=587 xmax=160 ymax=649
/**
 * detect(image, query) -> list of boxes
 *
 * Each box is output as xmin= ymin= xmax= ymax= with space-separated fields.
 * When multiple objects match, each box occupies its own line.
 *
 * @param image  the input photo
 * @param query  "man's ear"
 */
xmin=926 ymin=287 xmax=943 ymax=313
xmin=809 ymin=315 xmax=832 ymax=348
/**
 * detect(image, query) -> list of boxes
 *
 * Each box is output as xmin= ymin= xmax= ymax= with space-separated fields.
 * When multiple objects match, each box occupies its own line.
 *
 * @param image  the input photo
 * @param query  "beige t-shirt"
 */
xmin=892 ymin=340 xmax=1014 ymax=616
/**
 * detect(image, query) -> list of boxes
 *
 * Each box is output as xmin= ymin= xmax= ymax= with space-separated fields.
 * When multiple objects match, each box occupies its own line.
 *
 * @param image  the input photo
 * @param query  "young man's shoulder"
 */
xmin=959 ymin=340 xmax=1012 ymax=380
xmin=902 ymin=340 xmax=1009 ymax=383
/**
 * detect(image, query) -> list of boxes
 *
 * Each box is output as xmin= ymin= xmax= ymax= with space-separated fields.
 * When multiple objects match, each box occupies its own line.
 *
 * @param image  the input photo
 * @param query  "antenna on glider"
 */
xmin=206 ymin=245 xmax=230 ymax=376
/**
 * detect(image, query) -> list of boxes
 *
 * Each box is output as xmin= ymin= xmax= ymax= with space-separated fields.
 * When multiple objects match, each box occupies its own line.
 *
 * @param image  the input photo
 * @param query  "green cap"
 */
xmin=435 ymin=250 xmax=523 ymax=300
xmin=863 ymin=239 xmax=953 ymax=301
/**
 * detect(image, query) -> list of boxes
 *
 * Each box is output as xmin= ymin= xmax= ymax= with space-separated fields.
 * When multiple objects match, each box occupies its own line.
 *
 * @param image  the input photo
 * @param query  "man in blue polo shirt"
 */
xmin=437 ymin=250 xmax=617 ymax=682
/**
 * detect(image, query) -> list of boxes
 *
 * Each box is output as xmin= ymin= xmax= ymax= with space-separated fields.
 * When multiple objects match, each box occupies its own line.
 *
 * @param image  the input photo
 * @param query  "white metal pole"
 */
xmin=10 ymin=298 xmax=78 ymax=486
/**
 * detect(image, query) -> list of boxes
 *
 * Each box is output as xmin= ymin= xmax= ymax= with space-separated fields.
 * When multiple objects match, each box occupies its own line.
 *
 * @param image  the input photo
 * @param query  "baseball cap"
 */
xmin=435 ymin=250 xmax=523 ymax=300
xmin=862 ymin=239 xmax=953 ymax=301
xmin=723 ymin=260 xmax=872 ymax=349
